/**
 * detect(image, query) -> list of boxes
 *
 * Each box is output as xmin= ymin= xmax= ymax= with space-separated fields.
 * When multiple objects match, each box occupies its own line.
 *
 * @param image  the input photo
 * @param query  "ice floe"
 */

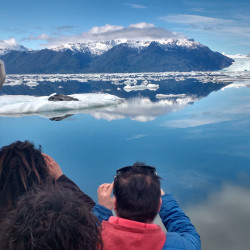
xmin=156 ymin=94 xmax=186 ymax=99
xmin=0 ymin=93 xmax=123 ymax=116
xmin=123 ymin=83 xmax=159 ymax=92
xmin=3 ymin=69 xmax=250 ymax=88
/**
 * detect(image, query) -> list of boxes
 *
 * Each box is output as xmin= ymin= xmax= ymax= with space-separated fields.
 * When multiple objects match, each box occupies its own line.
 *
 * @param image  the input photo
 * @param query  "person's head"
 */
xmin=113 ymin=162 xmax=162 ymax=223
xmin=0 ymin=183 xmax=103 ymax=250
xmin=0 ymin=140 xmax=52 ymax=210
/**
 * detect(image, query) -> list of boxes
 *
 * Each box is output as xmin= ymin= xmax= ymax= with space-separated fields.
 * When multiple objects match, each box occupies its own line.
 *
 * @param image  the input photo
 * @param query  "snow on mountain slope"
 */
xmin=52 ymin=39 xmax=203 ymax=56
xmin=0 ymin=45 xmax=30 ymax=55
xmin=52 ymin=41 xmax=118 ymax=55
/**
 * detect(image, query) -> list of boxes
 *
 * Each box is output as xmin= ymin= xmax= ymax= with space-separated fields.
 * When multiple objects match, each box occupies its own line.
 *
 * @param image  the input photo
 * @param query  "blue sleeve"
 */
xmin=92 ymin=204 xmax=113 ymax=223
xmin=159 ymin=194 xmax=201 ymax=250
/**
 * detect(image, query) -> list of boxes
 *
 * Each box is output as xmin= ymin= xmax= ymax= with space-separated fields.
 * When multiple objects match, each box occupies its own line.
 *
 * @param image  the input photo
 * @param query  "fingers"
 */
xmin=98 ymin=183 xmax=113 ymax=194
xmin=42 ymin=153 xmax=53 ymax=166
xmin=42 ymin=153 xmax=63 ymax=180
xmin=97 ymin=182 xmax=114 ymax=210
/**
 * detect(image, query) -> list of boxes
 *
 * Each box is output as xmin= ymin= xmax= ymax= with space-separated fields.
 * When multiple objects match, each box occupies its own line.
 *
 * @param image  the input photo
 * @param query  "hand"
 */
xmin=161 ymin=188 xmax=165 ymax=196
xmin=42 ymin=153 xmax=63 ymax=180
xmin=98 ymin=182 xmax=114 ymax=210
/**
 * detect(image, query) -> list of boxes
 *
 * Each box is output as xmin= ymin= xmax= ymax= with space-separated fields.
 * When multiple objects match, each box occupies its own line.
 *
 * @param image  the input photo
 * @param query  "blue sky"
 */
xmin=1 ymin=0 xmax=250 ymax=54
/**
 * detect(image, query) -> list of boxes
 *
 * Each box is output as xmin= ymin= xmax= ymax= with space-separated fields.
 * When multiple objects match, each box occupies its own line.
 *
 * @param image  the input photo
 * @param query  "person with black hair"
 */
xmin=93 ymin=162 xmax=201 ymax=250
xmin=0 ymin=183 xmax=103 ymax=250
xmin=0 ymin=140 xmax=94 ymax=223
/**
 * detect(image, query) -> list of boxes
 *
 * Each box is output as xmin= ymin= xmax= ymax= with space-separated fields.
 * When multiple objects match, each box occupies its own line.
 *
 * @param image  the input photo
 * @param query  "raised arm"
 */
xmin=92 ymin=183 xmax=114 ymax=222
xmin=42 ymin=153 xmax=95 ymax=209
xmin=160 ymin=194 xmax=201 ymax=250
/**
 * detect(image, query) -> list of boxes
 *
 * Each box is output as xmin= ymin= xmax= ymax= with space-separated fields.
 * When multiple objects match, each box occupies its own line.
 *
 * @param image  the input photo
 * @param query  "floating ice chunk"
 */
xmin=0 ymin=93 xmax=123 ymax=115
xmin=26 ymin=81 xmax=39 ymax=87
xmin=124 ymin=85 xmax=148 ymax=92
xmin=124 ymin=83 xmax=159 ymax=92
xmin=156 ymin=94 xmax=186 ymax=99
xmin=147 ymin=83 xmax=159 ymax=91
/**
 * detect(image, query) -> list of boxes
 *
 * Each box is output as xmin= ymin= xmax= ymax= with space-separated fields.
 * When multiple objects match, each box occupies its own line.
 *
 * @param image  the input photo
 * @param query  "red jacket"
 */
xmin=101 ymin=216 xmax=166 ymax=250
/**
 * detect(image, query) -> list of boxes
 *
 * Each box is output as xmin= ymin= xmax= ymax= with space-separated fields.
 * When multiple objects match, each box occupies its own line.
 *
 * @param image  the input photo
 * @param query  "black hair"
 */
xmin=0 ymin=183 xmax=103 ymax=250
xmin=0 ymin=140 xmax=53 ymax=214
xmin=113 ymin=162 xmax=161 ymax=223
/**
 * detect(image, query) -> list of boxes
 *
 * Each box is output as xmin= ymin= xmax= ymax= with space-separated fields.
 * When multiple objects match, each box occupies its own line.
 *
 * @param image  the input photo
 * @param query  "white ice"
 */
xmin=223 ymin=55 xmax=250 ymax=72
xmin=123 ymin=83 xmax=159 ymax=92
xmin=0 ymin=93 xmax=123 ymax=115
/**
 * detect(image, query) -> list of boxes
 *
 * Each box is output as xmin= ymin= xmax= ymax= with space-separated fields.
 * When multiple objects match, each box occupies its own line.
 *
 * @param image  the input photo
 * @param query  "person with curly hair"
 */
xmin=0 ymin=140 xmax=94 ymax=223
xmin=0 ymin=183 xmax=103 ymax=250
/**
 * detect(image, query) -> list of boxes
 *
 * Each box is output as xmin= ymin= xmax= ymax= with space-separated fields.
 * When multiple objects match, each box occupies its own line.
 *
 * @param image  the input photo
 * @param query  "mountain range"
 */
xmin=0 ymin=39 xmax=234 ymax=74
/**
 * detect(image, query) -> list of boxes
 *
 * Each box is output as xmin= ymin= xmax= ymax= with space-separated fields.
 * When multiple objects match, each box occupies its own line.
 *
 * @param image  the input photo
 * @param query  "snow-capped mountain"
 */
xmin=0 ymin=39 xmax=233 ymax=74
xmin=52 ymin=39 xmax=203 ymax=56
xmin=0 ymin=45 xmax=30 ymax=55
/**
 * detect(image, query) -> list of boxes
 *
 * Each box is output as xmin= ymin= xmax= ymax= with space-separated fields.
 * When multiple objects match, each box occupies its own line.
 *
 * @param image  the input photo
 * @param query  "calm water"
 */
xmin=1 ymin=73 xmax=250 ymax=250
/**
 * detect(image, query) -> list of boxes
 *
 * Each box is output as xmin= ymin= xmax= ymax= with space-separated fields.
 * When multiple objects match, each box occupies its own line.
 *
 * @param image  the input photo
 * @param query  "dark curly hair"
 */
xmin=0 ymin=140 xmax=53 ymax=218
xmin=0 ymin=183 xmax=103 ymax=250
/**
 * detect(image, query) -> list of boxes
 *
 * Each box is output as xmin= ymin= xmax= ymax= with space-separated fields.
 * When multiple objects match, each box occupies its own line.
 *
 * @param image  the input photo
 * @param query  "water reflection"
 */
xmin=187 ymin=184 xmax=250 ymax=250
xmin=90 ymin=96 xmax=198 ymax=122
xmin=0 ymin=74 xmax=230 ymax=121
xmin=1 ymin=72 xmax=250 ymax=250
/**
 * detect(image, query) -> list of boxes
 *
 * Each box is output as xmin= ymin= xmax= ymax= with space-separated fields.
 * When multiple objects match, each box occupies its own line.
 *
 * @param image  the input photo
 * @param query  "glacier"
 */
xmin=222 ymin=54 xmax=250 ymax=72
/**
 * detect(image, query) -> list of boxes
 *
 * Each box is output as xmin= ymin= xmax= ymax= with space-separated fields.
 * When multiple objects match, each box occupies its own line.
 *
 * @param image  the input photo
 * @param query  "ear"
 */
xmin=157 ymin=197 xmax=162 ymax=213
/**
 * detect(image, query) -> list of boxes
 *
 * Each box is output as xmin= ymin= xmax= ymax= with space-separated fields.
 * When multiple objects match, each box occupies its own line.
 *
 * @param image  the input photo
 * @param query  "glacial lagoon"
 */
xmin=1 ymin=64 xmax=250 ymax=249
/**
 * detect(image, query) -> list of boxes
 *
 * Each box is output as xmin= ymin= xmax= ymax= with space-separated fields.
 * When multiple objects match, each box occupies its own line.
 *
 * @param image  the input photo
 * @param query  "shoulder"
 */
xmin=163 ymin=232 xmax=199 ymax=250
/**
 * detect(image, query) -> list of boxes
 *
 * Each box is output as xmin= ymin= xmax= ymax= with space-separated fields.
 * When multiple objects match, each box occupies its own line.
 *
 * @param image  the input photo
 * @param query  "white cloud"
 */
xmin=22 ymin=33 xmax=50 ymax=41
xmin=0 ymin=38 xmax=19 ymax=49
xmin=160 ymin=14 xmax=250 ymax=38
xmin=125 ymin=3 xmax=147 ymax=9
xmin=161 ymin=14 xmax=225 ymax=25
xmin=187 ymin=184 xmax=250 ymax=250
xmin=88 ymin=24 xmax=124 ymax=34
xmin=129 ymin=22 xmax=155 ymax=29
xmin=127 ymin=134 xmax=148 ymax=140
xmin=22 ymin=23 xmax=186 ymax=49
xmin=161 ymin=116 xmax=232 ymax=128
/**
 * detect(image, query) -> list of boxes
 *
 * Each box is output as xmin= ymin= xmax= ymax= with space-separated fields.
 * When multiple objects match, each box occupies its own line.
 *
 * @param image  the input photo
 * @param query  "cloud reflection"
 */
xmin=161 ymin=88 xmax=250 ymax=128
xmin=186 ymin=184 xmax=250 ymax=250
xmin=90 ymin=97 xmax=197 ymax=122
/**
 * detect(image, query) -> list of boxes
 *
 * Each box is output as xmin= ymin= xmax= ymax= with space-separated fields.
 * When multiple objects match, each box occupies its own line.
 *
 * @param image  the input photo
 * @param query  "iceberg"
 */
xmin=0 ymin=93 xmax=123 ymax=116
xmin=123 ymin=83 xmax=159 ymax=92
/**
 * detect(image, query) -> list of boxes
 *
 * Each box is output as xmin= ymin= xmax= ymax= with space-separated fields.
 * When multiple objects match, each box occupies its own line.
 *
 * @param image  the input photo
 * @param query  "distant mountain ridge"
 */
xmin=0 ymin=39 xmax=234 ymax=74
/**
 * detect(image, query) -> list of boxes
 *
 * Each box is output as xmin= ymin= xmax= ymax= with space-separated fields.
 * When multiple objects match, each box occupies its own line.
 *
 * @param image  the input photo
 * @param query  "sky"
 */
xmin=0 ymin=0 xmax=250 ymax=54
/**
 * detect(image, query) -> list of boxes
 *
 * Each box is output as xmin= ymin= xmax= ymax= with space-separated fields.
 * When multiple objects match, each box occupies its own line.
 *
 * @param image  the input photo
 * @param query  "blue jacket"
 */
xmin=93 ymin=194 xmax=201 ymax=250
